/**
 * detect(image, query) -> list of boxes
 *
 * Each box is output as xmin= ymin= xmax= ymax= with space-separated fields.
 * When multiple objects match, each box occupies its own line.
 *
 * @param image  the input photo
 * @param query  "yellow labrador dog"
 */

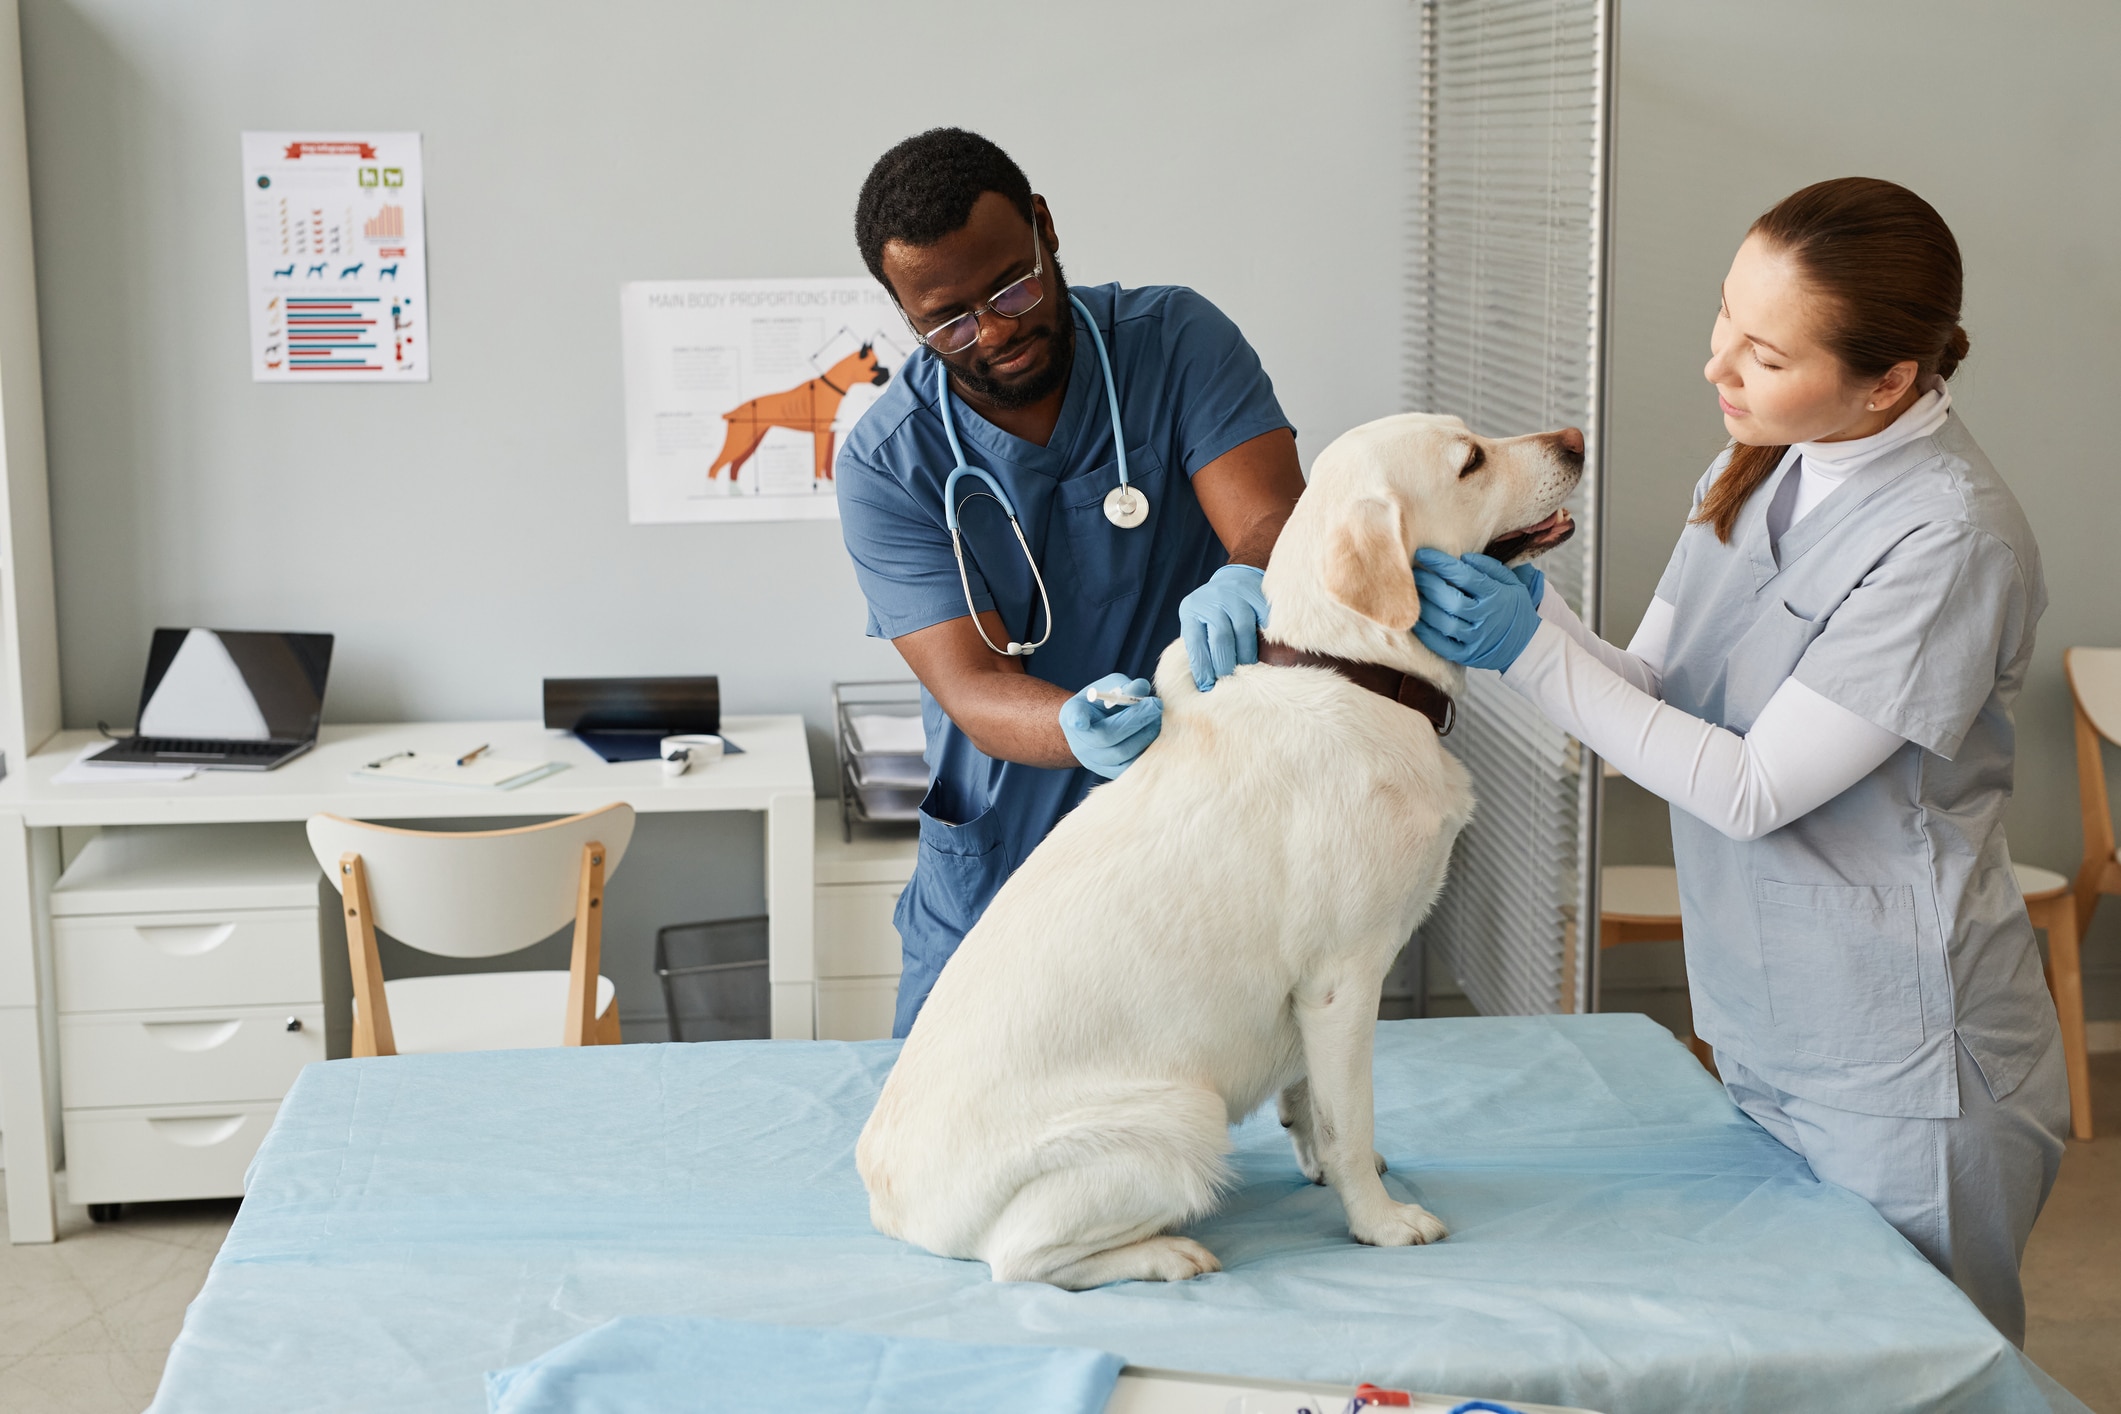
xmin=858 ymin=413 xmax=1582 ymax=1289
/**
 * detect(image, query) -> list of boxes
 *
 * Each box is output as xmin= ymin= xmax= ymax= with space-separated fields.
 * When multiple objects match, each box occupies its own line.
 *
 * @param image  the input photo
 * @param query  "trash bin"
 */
xmin=654 ymin=916 xmax=770 ymax=1042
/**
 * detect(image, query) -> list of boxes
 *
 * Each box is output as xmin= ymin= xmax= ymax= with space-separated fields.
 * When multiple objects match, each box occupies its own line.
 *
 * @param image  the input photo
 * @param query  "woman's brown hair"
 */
xmin=1694 ymin=177 xmax=1970 ymax=542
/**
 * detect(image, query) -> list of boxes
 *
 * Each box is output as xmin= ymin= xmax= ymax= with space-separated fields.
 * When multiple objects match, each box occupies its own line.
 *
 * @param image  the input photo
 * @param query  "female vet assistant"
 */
xmin=1411 ymin=179 xmax=2069 ymax=1343
xmin=837 ymin=130 xmax=1300 ymax=1037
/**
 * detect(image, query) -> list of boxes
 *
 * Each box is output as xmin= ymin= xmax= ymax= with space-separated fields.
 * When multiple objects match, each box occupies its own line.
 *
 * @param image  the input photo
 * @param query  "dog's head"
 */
xmin=1291 ymin=413 xmax=1582 ymax=630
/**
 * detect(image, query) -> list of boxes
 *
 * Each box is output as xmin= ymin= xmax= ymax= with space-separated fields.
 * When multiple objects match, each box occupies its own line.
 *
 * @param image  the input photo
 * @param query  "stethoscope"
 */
xmin=941 ymin=294 xmax=1147 ymax=657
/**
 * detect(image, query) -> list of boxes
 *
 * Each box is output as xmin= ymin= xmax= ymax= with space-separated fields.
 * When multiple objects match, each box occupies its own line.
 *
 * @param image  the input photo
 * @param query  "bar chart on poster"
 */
xmin=241 ymin=132 xmax=429 ymax=382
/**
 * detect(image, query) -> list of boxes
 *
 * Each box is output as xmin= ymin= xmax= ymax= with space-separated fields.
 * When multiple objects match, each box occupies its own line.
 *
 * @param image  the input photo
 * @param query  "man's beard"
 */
xmin=947 ymin=265 xmax=1075 ymax=410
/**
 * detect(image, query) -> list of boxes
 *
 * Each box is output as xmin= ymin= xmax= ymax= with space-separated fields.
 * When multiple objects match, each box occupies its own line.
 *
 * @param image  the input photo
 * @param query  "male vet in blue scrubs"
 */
xmin=838 ymin=128 xmax=1305 ymax=1034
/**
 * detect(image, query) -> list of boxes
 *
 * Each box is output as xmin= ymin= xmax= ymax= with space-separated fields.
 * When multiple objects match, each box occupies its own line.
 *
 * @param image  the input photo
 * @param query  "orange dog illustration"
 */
xmin=709 ymin=346 xmax=891 ymax=483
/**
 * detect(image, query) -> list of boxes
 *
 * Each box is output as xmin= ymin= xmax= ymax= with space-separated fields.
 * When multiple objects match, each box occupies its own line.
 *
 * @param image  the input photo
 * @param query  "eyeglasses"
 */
xmin=909 ymin=233 xmax=1045 ymax=356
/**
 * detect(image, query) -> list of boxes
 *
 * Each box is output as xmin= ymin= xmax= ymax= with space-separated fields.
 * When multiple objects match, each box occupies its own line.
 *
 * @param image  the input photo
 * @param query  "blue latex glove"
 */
xmin=1509 ymin=559 xmax=1545 ymax=607
xmin=1179 ymin=564 xmax=1270 ymax=692
xmin=1411 ymin=550 xmax=1545 ymax=671
xmin=1058 ymin=673 xmax=1162 ymax=780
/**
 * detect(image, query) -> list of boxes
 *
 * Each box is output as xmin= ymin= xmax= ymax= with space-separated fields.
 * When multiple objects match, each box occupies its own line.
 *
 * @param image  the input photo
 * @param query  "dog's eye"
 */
xmin=1459 ymin=445 xmax=1486 ymax=478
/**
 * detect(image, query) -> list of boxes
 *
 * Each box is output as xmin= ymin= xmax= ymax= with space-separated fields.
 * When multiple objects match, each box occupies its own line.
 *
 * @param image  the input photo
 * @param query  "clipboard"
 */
xmin=353 ymin=751 xmax=568 ymax=791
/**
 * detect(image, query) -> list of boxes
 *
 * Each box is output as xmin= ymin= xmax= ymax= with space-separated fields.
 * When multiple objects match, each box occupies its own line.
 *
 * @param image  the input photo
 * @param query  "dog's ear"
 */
xmin=1322 ymin=495 xmax=1422 ymax=629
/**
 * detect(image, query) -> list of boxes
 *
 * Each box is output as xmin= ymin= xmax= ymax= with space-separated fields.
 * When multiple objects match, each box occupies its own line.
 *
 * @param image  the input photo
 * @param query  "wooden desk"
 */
xmin=0 ymin=716 xmax=816 ymax=1242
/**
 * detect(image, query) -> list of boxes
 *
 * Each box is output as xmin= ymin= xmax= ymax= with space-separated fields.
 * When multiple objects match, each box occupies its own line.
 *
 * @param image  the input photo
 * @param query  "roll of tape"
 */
xmin=659 ymin=733 xmax=725 ymax=777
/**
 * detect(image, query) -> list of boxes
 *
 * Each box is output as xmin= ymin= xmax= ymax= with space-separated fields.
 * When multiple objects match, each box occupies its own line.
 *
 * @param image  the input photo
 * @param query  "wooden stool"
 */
xmin=1600 ymin=865 xmax=1715 ymax=1072
xmin=2014 ymin=862 xmax=2092 ymax=1141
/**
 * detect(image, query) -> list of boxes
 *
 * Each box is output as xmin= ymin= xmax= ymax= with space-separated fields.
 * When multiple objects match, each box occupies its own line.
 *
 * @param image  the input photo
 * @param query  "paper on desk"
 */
xmin=353 ymin=752 xmax=567 ymax=790
xmin=52 ymin=744 xmax=198 ymax=784
xmin=847 ymin=711 xmax=925 ymax=756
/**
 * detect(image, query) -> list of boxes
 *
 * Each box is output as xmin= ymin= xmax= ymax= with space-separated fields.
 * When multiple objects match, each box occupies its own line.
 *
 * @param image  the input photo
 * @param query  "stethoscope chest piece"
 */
xmin=1103 ymin=484 xmax=1149 ymax=529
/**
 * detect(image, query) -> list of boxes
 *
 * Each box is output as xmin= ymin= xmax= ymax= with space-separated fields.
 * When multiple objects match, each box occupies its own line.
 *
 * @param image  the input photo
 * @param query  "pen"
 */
xmin=455 ymin=743 xmax=492 ymax=766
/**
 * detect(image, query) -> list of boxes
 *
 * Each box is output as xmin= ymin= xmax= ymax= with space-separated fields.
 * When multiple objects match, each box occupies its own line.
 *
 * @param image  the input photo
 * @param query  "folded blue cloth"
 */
xmin=486 ymin=1315 xmax=1124 ymax=1414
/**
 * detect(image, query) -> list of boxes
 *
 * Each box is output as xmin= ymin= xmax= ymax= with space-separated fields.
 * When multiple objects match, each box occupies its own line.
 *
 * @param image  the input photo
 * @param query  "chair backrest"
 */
xmin=307 ymin=805 xmax=634 ymax=959
xmin=2069 ymin=647 xmax=2121 ymax=747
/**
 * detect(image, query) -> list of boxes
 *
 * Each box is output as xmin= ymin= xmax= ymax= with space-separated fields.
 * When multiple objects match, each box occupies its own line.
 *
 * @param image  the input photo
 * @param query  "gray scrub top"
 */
xmin=1656 ymin=414 xmax=2057 ymax=1119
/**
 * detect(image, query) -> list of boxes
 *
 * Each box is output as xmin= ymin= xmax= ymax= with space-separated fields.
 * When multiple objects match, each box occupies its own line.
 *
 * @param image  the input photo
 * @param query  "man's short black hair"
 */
xmin=855 ymin=128 xmax=1035 ymax=289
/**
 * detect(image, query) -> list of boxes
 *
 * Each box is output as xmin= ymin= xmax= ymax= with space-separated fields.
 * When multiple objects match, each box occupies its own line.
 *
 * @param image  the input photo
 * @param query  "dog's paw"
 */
xmin=1350 ymin=1201 xmax=1447 ymax=1248
xmin=1132 ymin=1235 xmax=1222 ymax=1282
xmin=1374 ymin=1150 xmax=1389 ymax=1174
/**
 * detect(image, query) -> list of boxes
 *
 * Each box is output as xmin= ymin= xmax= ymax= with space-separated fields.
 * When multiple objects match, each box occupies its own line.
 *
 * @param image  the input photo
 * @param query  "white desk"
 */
xmin=0 ymin=716 xmax=817 ymax=1242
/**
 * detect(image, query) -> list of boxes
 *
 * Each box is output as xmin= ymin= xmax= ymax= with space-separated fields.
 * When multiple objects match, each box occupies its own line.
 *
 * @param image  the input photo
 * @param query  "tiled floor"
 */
xmin=0 ymin=1195 xmax=236 ymax=1413
xmin=2023 ymin=1050 xmax=2121 ymax=1413
xmin=2 ymin=1055 xmax=2117 ymax=1413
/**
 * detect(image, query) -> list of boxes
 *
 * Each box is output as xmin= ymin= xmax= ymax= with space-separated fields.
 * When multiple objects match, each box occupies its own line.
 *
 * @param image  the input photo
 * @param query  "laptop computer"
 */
xmin=90 ymin=628 xmax=335 ymax=771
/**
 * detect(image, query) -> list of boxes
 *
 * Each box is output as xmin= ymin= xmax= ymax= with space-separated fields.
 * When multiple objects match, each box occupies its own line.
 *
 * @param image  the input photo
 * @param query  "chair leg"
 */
xmin=565 ymin=841 xmax=607 ymax=1047
xmin=2034 ymin=895 xmax=2094 ymax=1142
xmin=596 ymin=996 xmax=623 ymax=1046
xmin=340 ymin=853 xmax=396 ymax=1058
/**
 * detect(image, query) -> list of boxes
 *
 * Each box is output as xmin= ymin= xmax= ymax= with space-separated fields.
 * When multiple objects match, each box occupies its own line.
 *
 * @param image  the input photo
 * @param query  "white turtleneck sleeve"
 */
xmin=1502 ymin=622 xmax=1904 ymax=841
xmin=1533 ymin=582 xmax=1671 ymax=694
xmin=1491 ymin=382 xmax=1958 ymax=839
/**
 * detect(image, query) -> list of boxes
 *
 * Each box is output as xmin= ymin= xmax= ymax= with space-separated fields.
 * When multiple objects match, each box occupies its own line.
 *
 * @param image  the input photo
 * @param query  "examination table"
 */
xmin=147 ymin=1015 xmax=2084 ymax=1413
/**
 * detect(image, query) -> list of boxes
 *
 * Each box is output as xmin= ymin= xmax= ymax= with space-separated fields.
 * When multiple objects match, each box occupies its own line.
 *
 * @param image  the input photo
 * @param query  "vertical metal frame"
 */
xmin=1576 ymin=0 xmax=1618 ymax=1012
xmin=1411 ymin=0 xmax=1617 ymax=1018
xmin=1407 ymin=0 xmax=1439 ymax=419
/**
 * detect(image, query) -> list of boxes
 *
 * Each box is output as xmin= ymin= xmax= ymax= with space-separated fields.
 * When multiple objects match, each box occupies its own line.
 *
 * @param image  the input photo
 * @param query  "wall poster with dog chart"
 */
xmin=241 ymin=132 xmax=429 ymax=382
xmin=620 ymin=278 xmax=904 ymax=523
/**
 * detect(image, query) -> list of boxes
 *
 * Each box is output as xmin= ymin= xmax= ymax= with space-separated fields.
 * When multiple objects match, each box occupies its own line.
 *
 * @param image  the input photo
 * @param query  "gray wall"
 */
xmin=25 ymin=2 xmax=2119 ymax=1032
xmin=21 ymin=0 xmax=1413 ymax=741
xmin=1598 ymin=0 xmax=2121 ymax=1025
xmin=19 ymin=0 xmax=1416 ymax=1033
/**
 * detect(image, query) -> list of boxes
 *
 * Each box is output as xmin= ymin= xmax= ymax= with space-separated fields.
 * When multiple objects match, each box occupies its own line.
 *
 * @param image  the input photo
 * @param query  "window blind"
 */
xmin=1408 ymin=0 xmax=1615 ymax=1016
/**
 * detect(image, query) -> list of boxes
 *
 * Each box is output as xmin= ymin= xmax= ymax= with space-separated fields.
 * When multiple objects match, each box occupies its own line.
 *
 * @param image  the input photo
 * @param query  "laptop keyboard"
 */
xmin=131 ymin=738 xmax=289 ymax=758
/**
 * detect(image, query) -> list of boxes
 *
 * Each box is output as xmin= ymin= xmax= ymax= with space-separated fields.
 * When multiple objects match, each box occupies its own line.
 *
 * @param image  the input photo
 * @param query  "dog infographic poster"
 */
xmin=621 ymin=278 xmax=907 ymax=523
xmin=241 ymin=132 xmax=429 ymax=382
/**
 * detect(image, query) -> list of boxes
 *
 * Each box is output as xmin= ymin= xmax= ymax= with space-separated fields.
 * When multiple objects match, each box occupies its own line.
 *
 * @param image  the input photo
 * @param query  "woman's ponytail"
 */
xmin=1693 ymin=443 xmax=1788 ymax=544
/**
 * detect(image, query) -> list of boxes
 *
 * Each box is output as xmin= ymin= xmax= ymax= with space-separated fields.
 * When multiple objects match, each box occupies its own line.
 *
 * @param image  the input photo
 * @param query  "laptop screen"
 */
xmin=136 ymin=629 xmax=334 ymax=742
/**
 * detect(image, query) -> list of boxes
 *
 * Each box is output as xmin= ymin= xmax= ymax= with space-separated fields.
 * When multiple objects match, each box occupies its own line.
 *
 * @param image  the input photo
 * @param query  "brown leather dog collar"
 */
xmin=1257 ymin=640 xmax=1456 ymax=737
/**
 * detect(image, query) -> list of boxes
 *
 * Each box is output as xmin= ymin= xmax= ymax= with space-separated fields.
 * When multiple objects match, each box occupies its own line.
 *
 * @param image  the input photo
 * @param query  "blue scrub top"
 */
xmin=836 ymin=282 xmax=1291 ymax=1034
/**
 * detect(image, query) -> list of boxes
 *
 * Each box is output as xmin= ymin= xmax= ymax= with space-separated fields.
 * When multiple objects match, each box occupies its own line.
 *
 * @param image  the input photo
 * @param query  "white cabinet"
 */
xmin=813 ymin=802 xmax=914 ymax=1041
xmin=55 ymin=910 xmax=325 ymax=1011
xmin=51 ymin=824 xmax=325 ymax=1208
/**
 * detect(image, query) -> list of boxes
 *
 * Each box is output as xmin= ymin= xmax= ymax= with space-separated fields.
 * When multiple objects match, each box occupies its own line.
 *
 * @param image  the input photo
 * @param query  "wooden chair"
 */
xmin=1599 ymin=865 xmax=1716 ymax=1071
xmin=2012 ymin=862 xmax=2091 ymax=1141
xmin=2063 ymin=645 xmax=2121 ymax=1135
xmin=307 ymin=805 xmax=636 ymax=1057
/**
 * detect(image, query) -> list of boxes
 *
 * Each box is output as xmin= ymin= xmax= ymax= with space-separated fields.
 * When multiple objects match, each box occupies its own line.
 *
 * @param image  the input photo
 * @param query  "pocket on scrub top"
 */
xmin=1755 ymin=879 xmax=1924 ymax=1063
xmin=1721 ymin=600 xmax=1829 ymax=732
xmin=909 ymin=780 xmax=1010 ymax=947
xmin=1060 ymin=448 xmax=1168 ymax=607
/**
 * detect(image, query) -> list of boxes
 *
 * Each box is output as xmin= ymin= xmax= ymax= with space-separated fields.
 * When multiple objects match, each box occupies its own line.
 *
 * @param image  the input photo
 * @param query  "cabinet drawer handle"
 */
xmin=147 ymin=1115 xmax=246 ymax=1147
xmin=135 ymin=923 xmax=237 ymax=958
xmin=141 ymin=1019 xmax=241 ymax=1053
